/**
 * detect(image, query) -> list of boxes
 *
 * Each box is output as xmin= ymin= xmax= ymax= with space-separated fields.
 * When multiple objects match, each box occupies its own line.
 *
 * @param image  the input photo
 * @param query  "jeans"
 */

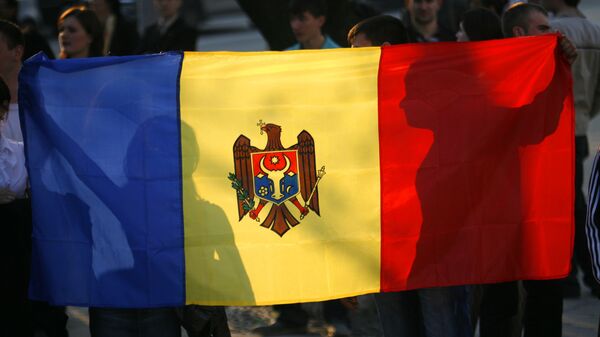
xmin=177 ymin=305 xmax=231 ymax=337
xmin=89 ymin=307 xmax=181 ymax=337
xmin=522 ymin=280 xmax=563 ymax=337
xmin=274 ymin=300 xmax=349 ymax=327
xmin=375 ymin=286 xmax=472 ymax=337
xmin=478 ymin=282 xmax=520 ymax=337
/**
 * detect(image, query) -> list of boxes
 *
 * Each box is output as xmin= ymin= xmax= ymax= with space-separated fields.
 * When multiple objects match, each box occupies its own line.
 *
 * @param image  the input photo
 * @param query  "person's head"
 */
xmin=468 ymin=0 xmax=507 ymax=16
xmin=0 ymin=0 xmax=17 ymax=22
xmin=0 ymin=76 xmax=10 ymax=123
xmin=288 ymin=0 xmax=327 ymax=45
xmin=348 ymin=15 xmax=409 ymax=47
xmin=90 ymin=0 xmax=121 ymax=22
xmin=456 ymin=8 xmax=502 ymax=41
xmin=502 ymin=2 xmax=550 ymax=37
xmin=405 ymin=0 xmax=443 ymax=26
xmin=153 ymin=0 xmax=182 ymax=20
xmin=0 ymin=19 xmax=23 ymax=76
xmin=58 ymin=6 xmax=103 ymax=58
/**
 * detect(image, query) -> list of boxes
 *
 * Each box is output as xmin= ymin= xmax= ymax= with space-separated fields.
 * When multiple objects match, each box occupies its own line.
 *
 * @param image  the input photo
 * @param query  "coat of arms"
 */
xmin=229 ymin=121 xmax=325 ymax=236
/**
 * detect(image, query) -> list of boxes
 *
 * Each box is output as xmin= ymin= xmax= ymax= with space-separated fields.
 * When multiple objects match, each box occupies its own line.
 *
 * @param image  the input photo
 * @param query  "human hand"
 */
xmin=558 ymin=33 xmax=577 ymax=65
xmin=0 ymin=188 xmax=16 ymax=204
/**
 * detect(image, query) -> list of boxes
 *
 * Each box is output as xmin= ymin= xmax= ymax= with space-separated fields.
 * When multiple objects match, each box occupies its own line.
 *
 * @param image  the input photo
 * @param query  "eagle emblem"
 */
xmin=229 ymin=121 xmax=325 ymax=236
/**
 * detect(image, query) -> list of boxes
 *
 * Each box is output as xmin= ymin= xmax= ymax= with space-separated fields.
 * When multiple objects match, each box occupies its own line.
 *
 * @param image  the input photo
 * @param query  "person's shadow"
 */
xmin=26 ymin=92 xmax=253 ymax=306
xmin=179 ymin=121 xmax=255 ymax=305
xmin=378 ymin=37 xmax=573 ymax=290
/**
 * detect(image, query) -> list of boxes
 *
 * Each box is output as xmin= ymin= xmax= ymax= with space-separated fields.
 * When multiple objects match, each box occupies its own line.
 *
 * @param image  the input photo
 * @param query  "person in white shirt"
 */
xmin=0 ymin=65 xmax=31 ymax=336
xmin=0 ymin=80 xmax=26 ymax=202
xmin=0 ymin=19 xmax=70 ymax=337
xmin=0 ymin=19 xmax=25 ymax=202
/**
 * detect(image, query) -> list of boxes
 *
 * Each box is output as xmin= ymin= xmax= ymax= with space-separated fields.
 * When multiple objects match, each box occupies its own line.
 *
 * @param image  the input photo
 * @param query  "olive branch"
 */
xmin=228 ymin=173 xmax=255 ymax=212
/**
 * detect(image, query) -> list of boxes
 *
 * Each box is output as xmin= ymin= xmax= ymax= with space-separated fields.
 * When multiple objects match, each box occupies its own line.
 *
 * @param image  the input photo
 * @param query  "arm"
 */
xmin=558 ymin=33 xmax=577 ymax=65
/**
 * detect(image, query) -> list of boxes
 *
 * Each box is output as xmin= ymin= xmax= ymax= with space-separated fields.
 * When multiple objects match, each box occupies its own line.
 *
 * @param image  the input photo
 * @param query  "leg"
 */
xmin=0 ymin=200 xmax=34 ymax=337
xmin=36 ymin=304 xmax=68 ymax=337
xmin=323 ymin=300 xmax=351 ymax=336
xmin=139 ymin=308 xmax=182 ymax=337
xmin=252 ymin=303 xmax=308 ymax=335
xmin=374 ymin=291 xmax=420 ymax=337
xmin=273 ymin=303 xmax=308 ymax=328
xmin=348 ymin=294 xmax=383 ymax=337
xmin=479 ymin=282 xmax=519 ymax=337
xmin=418 ymin=286 xmax=473 ymax=337
xmin=90 ymin=307 xmax=180 ymax=337
xmin=179 ymin=305 xmax=231 ymax=337
xmin=208 ymin=307 xmax=231 ymax=337
xmin=522 ymin=280 xmax=563 ymax=337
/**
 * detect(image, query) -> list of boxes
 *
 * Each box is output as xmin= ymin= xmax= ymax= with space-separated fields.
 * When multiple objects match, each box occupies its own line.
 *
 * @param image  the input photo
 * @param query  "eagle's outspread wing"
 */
xmin=233 ymin=135 xmax=258 ymax=220
xmin=293 ymin=130 xmax=320 ymax=215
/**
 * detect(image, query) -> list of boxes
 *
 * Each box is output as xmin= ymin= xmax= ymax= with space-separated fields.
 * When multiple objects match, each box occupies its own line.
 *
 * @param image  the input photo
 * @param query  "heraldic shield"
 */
xmin=251 ymin=150 xmax=300 ymax=205
xmin=229 ymin=122 xmax=325 ymax=236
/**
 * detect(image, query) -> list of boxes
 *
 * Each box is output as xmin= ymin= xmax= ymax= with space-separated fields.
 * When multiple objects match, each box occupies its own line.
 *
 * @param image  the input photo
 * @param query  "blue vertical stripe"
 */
xmin=19 ymin=53 xmax=185 ymax=307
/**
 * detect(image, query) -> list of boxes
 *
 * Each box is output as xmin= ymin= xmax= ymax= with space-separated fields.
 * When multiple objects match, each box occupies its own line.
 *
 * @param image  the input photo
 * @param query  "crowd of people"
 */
xmin=1 ymin=0 xmax=600 ymax=336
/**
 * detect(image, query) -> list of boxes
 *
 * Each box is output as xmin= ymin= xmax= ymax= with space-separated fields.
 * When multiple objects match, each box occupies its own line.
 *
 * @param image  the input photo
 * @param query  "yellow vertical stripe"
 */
xmin=180 ymin=48 xmax=382 ymax=305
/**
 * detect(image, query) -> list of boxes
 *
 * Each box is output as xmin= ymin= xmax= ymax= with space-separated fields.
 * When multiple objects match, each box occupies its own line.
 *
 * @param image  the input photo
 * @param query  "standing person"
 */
xmin=286 ymin=0 xmax=339 ymax=50
xmin=468 ymin=0 xmax=508 ymax=16
xmin=57 ymin=5 xmax=103 ymax=59
xmin=438 ymin=0 xmax=469 ymax=36
xmin=138 ymin=0 xmax=197 ymax=53
xmin=404 ymin=0 xmax=456 ymax=42
xmin=542 ymin=0 xmax=600 ymax=300
xmin=500 ymin=4 xmax=576 ymax=337
xmin=455 ymin=11 xmax=513 ymax=337
xmin=349 ymin=13 xmax=471 ymax=337
xmin=345 ymin=20 xmax=412 ymax=337
xmin=347 ymin=15 xmax=409 ymax=47
xmin=254 ymin=3 xmax=347 ymax=335
xmin=584 ymin=150 xmax=600 ymax=337
xmin=0 ymin=19 xmax=69 ymax=337
xmin=0 ymin=0 xmax=55 ymax=60
xmin=58 ymin=6 xmax=183 ymax=337
xmin=29 ymin=6 xmax=104 ymax=334
xmin=455 ymin=7 xmax=503 ymax=41
xmin=0 ymin=65 xmax=31 ymax=337
xmin=364 ymin=4 xmax=470 ymax=337
xmin=0 ymin=19 xmax=22 ymax=142
xmin=455 ymin=9 xmax=517 ymax=337
xmin=89 ymin=0 xmax=139 ymax=56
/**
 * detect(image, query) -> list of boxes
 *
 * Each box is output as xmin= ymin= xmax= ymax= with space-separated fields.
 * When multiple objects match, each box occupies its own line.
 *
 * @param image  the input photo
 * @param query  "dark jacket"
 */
xmin=138 ymin=17 xmax=197 ymax=53
xmin=23 ymin=29 xmax=55 ymax=60
xmin=107 ymin=16 xmax=140 ymax=56
xmin=406 ymin=23 xmax=456 ymax=43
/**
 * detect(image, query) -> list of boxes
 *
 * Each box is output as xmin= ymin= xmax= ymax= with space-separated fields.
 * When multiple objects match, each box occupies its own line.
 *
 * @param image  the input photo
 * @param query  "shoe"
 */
xmin=253 ymin=322 xmax=307 ymax=336
xmin=331 ymin=322 xmax=352 ymax=337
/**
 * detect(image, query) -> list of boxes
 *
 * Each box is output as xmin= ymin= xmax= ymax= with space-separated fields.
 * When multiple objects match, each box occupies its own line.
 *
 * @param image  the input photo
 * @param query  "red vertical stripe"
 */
xmin=378 ymin=35 xmax=574 ymax=291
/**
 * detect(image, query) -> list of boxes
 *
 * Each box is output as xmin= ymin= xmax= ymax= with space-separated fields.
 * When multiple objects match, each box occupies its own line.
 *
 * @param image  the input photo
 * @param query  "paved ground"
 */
xmin=42 ymin=0 xmax=600 ymax=336
xmin=62 ymin=288 xmax=599 ymax=337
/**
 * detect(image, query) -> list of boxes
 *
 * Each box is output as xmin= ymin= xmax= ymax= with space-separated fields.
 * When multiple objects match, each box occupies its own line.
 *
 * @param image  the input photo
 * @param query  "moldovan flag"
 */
xmin=20 ymin=34 xmax=573 ymax=307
